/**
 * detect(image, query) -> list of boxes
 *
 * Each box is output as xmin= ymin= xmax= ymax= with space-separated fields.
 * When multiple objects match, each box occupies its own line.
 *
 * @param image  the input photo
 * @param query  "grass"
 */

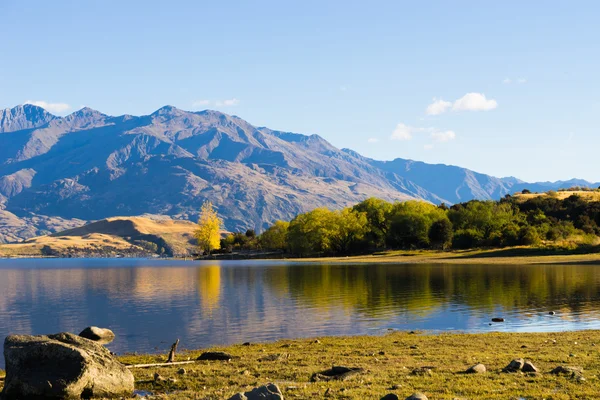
xmin=79 ymin=330 xmax=600 ymax=399
xmin=292 ymin=246 xmax=600 ymax=265
xmin=513 ymin=190 xmax=600 ymax=202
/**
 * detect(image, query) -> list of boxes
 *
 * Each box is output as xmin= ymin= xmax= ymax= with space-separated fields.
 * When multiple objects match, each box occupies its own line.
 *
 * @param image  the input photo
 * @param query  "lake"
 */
xmin=1 ymin=258 xmax=600 ymax=368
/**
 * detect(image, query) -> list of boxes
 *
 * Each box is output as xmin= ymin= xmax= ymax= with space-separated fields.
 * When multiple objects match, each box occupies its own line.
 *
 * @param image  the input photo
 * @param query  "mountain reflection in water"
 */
xmin=1 ymin=258 xmax=600 ymax=367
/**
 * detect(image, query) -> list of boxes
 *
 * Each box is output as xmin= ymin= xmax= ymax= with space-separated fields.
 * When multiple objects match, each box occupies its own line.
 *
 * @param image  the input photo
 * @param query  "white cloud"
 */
xmin=192 ymin=98 xmax=241 ymax=108
xmin=24 ymin=100 xmax=71 ymax=114
xmin=425 ymin=92 xmax=498 ymax=115
xmin=431 ymin=130 xmax=456 ymax=142
xmin=367 ymin=137 xmax=379 ymax=143
xmin=216 ymin=98 xmax=240 ymax=107
xmin=390 ymin=123 xmax=413 ymax=141
xmin=425 ymin=98 xmax=452 ymax=115
xmin=391 ymin=123 xmax=457 ymax=144
xmin=503 ymin=78 xmax=512 ymax=84
xmin=451 ymin=92 xmax=498 ymax=112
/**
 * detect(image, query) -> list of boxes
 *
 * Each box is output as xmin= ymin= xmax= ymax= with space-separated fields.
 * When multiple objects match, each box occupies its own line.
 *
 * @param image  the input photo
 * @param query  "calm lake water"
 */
xmin=1 ymin=258 xmax=600 ymax=367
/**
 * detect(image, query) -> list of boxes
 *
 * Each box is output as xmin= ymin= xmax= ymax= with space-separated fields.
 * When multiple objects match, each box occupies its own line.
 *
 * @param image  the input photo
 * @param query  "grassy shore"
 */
xmin=291 ymin=246 xmax=600 ymax=265
xmin=119 ymin=331 xmax=600 ymax=399
xmin=1 ymin=331 xmax=599 ymax=398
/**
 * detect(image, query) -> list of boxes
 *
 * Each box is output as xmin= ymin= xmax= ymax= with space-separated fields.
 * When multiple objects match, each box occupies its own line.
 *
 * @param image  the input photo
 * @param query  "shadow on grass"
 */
xmin=447 ymin=245 xmax=600 ymax=260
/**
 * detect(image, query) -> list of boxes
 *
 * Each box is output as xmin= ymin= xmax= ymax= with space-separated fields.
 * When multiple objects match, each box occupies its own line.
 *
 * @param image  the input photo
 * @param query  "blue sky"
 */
xmin=1 ymin=1 xmax=598 ymax=182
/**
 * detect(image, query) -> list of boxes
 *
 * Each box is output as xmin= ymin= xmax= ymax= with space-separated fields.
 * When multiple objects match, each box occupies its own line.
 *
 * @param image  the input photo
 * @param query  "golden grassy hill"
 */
xmin=0 ymin=215 xmax=198 ymax=257
xmin=513 ymin=190 xmax=600 ymax=202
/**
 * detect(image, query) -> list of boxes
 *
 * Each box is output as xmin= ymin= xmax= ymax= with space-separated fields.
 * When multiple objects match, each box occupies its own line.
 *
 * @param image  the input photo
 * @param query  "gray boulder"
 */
xmin=406 ymin=393 xmax=428 ymax=400
xmin=522 ymin=361 xmax=538 ymax=373
xmin=78 ymin=326 xmax=115 ymax=344
xmin=228 ymin=383 xmax=283 ymax=400
xmin=1 ymin=332 xmax=134 ymax=399
xmin=381 ymin=394 xmax=400 ymax=400
xmin=466 ymin=363 xmax=486 ymax=374
xmin=503 ymin=358 xmax=525 ymax=372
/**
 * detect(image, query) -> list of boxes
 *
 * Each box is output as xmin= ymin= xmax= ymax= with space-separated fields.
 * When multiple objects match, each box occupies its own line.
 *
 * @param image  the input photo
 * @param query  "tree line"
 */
xmin=197 ymin=192 xmax=600 ymax=256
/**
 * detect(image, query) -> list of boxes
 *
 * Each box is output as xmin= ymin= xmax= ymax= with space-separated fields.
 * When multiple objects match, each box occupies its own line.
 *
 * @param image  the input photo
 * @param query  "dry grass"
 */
xmin=294 ymin=247 xmax=600 ymax=265
xmin=513 ymin=190 xmax=600 ymax=202
xmin=108 ymin=331 xmax=600 ymax=399
xmin=0 ymin=216 xmax=198 ymax=257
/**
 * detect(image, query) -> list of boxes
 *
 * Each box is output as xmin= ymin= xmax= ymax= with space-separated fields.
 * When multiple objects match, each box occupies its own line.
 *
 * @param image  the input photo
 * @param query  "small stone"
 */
xmin=242 ymin=342 xmax=251 ymax=346
xmin=521 ymin=345 xmax=527 ymax=348
xmin=167 ymin=378 xmax=177 ymax=383
xmin=389 ymin=384 xmax=402 ymax=390
xmin=241 ymin=370 xmax=250 ymax=376
xmin=577 ymin=376 xmax=586 ymax=382
xmin=550 ymin=365 xmax=583 ymax=376
xmin=522 ymin=361 xmax=538 ymax=373
xmin=549 ymin=311 xmax=556 ymax=315
xmin=310 ymin=366 xmax=364 ymax=382
xmin=466 ymin=363 xmax=486 ymax=374
xmin=406 ymin=393 xmax=428 ymax=400
xmin=503 ymin=358 xmax=524 ymax=372
xmin=410 ymin=367 xmax=433 ymax=376
xmin=491 ymin=318 xmax=505 ymax=322
xmin=409 ymin=345 xmax=419 ymax=350
xmin=379 ymin=351 xmax=386 ymax=355
xmin=177 ymin=368 xmax=186 ymax=375
xmin=381 ymin=394 xmax=400 ymax=400
xmin=313 ymin=340 xmax=321 ymax=344
xmin=227 ymin=383 xmax=283 ymax=400
xmin=154 ymin=373 xmax=166 ymax=382
xmin=569 ymin=353 xmax=576 ymax=357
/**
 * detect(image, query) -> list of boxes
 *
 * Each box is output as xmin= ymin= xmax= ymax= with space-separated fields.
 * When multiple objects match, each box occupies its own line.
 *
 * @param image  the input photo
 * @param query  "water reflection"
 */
xmin=1 ymin=259 xmax=600 ymax=368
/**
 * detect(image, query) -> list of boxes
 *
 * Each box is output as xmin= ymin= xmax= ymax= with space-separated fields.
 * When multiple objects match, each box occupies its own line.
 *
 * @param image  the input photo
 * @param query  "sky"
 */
xmin=1 ymin=1 xmax=599 ymax=182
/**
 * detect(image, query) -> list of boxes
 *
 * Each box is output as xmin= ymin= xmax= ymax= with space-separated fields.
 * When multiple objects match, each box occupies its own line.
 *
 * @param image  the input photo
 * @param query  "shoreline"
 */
xmin=114 ymin=330 xmax=600 ymax=398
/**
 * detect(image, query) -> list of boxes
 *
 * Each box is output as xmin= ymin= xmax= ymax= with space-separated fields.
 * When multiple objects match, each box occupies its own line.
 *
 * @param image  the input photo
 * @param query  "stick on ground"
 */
xmin=166 ymin=339 xmax=180 ymax=363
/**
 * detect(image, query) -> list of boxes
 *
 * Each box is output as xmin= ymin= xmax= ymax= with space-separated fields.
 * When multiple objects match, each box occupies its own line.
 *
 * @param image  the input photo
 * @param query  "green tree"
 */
xmin=353 ymin=198 xmax=393 ymax=249
xmin=195 ymin=201 xmax=222 ymax=254
xmin=428 ymin=218 xmax=453 ymax=250
xmin=259 ymin=220 xmax=289 ymax=251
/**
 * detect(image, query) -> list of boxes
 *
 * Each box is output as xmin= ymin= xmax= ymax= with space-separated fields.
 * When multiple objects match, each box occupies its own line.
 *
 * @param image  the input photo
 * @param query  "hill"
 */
xmin=0 ymin=216 xmax=197 ymax=257
xmin=1 ymin=104 xmax=598 ymax=242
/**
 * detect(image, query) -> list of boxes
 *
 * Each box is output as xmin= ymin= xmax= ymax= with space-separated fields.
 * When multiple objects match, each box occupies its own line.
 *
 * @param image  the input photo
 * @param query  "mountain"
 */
xmin=0 ymin=104 xmax=597 ymax=243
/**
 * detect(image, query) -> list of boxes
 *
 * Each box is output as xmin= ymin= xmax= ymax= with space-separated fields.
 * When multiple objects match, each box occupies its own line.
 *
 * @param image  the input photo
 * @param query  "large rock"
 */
xmin=1 ymin=332 xmax=134 ymax=399
xmin=228 ymin=383 xmax=283 ymax=400
xmin=310 ymin=366 xmax=364 ymax=382
xmin=79 ymin=326 xmax=115 ymax=344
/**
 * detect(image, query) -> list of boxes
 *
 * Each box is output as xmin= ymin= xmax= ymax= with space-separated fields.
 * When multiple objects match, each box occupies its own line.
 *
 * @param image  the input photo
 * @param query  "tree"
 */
xmin=353 ymin=198 xmax=393 ymax=249
xmin=195 ymin=201 xmax=222 ymax=254
xmin=259 ymin=220 xmax=289 ymax=251
xmin=428 ymin=219 xmax=453 ymax=250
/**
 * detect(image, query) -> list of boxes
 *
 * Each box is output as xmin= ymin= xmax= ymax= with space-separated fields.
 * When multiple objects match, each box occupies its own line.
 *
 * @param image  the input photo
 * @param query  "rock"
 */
xmin=228 ymin=383 xmax=283 ymax=400
xmin=1 ymin=332 xmax=134 ymax=399
xmin=197 ymin=351 xmax=234 ymax=361
xmin=154 ymin=372 xmax=166 ymax=382
xmin=503 ymin=358 xmax=524 ymax=372
xmin=177 ymin=368 xmax=187 ymax=375
xmin=549 ymin=311 xmax=556 ymax=315
xmin=466 ymin=363 xmax=486 ymax=374
xmin=310 ymin=366 xmax=364 ymax=382
xmin=242 ymin=342 xmax=251 ymax=346
xmin=406 ymin=393 xmax=428 ymax=400
xmin=550 ymin=365 xmax=583 ymax=376
xmin=522 ymin=361 xmax=538 ymax=373
xmin=381 ymin=394 xmax=400 ymax=400
xmin=78 ymin=326 xmax=115 ymax=344
xmin=410 ymin=367 xmax=434 ymax=376
xmin=491 ymin=318 xmax=505 ymax=322
xmin=259 ymin=353 xmax=288 ymax=362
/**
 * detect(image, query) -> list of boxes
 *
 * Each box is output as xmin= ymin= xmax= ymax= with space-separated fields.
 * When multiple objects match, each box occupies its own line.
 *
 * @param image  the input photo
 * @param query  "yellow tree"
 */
xmin=195 ymin=201 xmax=222 ymax=254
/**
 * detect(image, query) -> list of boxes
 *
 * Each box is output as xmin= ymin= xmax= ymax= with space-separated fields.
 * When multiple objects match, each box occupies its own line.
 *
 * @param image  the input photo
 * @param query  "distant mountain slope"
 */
xmin=0 ymin=104 xmax=597 ymax=243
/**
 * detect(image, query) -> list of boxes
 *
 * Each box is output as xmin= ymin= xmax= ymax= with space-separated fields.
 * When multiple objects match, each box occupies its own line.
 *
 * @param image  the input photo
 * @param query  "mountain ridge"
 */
xmin=0 ymin=104 xmax=597 ymax=243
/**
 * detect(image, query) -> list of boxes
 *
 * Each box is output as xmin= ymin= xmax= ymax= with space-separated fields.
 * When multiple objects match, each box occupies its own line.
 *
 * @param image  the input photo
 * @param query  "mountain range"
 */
xmin=0 ymin=104 xmax=597 ymax=243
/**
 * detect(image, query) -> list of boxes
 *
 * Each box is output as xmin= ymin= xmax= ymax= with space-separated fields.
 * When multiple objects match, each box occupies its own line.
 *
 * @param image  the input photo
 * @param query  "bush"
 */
xmin=519 ymin=226 xmax=541 ymax=246
xmin=452 ymin=229 xmax=484 ymax=249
